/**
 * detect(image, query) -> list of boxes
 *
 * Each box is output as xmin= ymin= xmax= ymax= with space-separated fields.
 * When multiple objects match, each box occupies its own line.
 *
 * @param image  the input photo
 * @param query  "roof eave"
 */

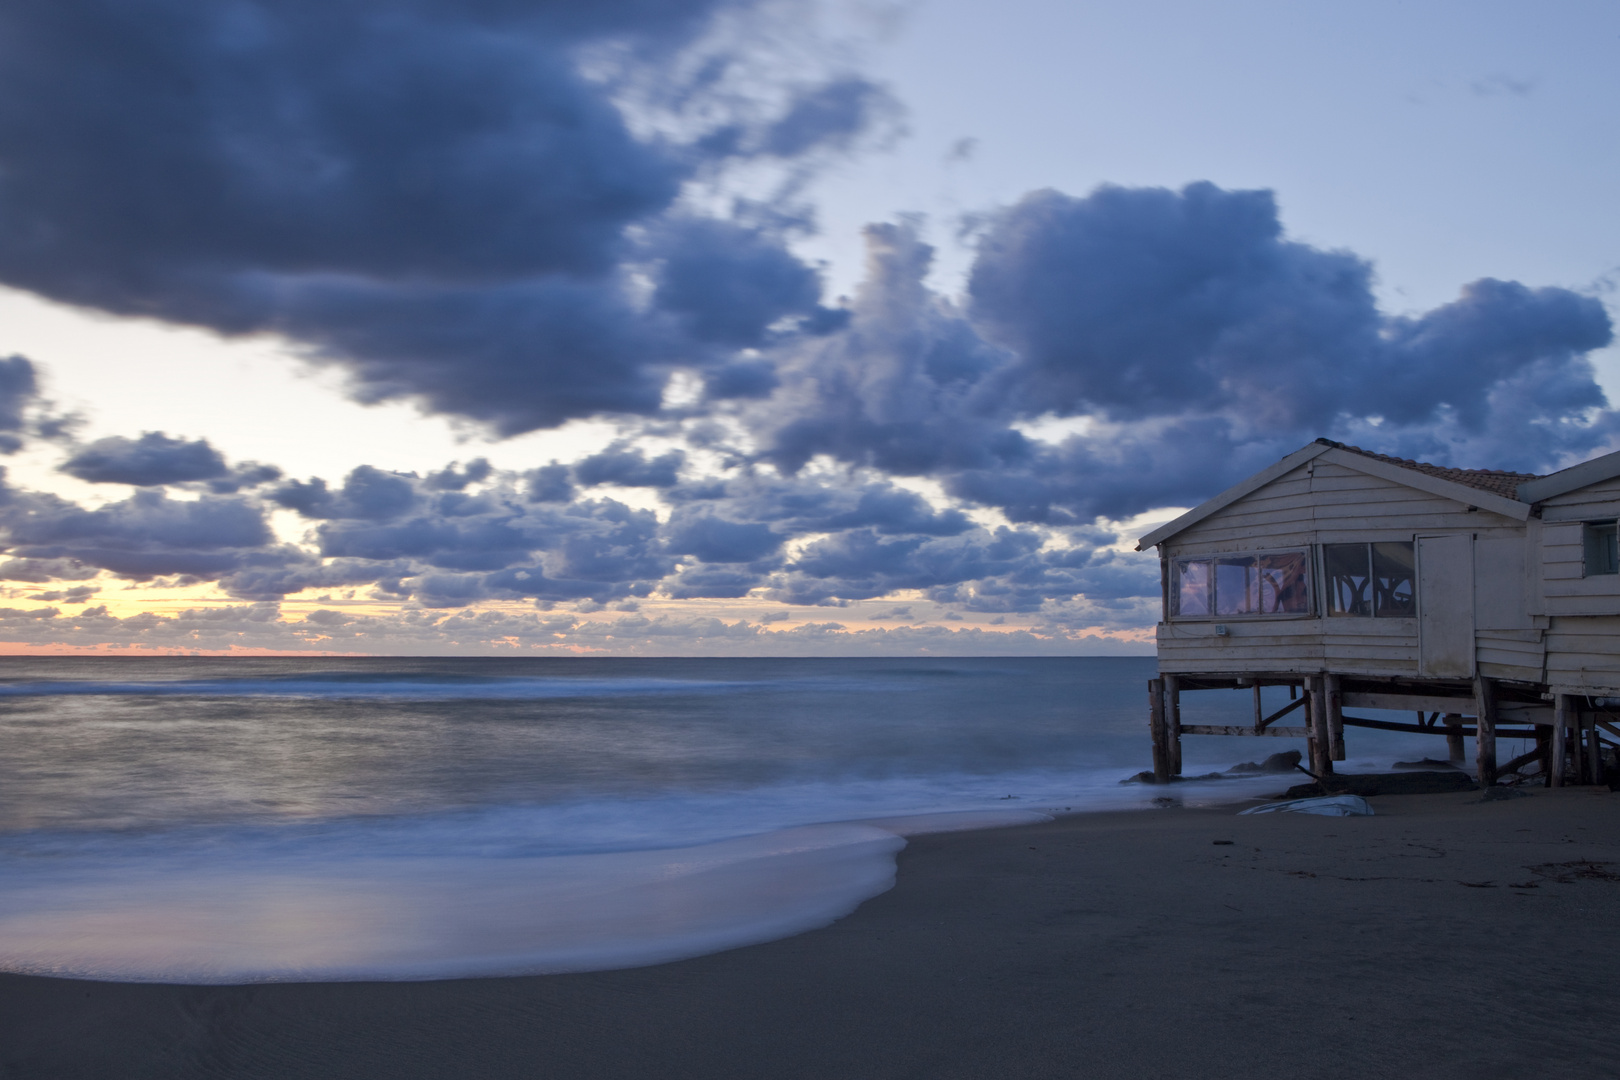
xmin=1319 ymin=448 xmax=1531 ymax=521
xmin=1134 ymin=442 xmax=1333 ymax=551
xmin=1516 ymin=448 xmax=1620 ymax=503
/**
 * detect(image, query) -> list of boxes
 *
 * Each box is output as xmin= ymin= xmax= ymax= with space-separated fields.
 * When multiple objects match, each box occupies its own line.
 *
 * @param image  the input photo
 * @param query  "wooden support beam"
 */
xmin=1475 ymin=675 xmax=1498 ymax=788
xmin=1252 ymin=683 xmax=1263 ymax=729
xmin=1498 ymin=747 xmax=1542 ymax=776
xmin=1180 ymin=725 xmax=1312 ymax=737
xmin=1326 ymin=673 xmax=1345 ymax=762
xmin=1444 ymin=714 xmax=1466 ymax=767
xmin=1337 ymin=716 xmax=1536 ymax=738
xmin=1165 ymin=674 xmax=1183 ymax=778
xmin=1571 ymin=708 xmax=1587 ymax=784
xmin=1308 ymin=675 xmax=1332 ymax=776
xmin=1149 ymin=678 xmax=1169 ymax=784
xmin=1551 ymin=694 xmax=1569 ymax=789
xmin=1586 ymin=717 xmax=1604 ymax=785
xmin=1256 ymin=695 xmax=1308 ymax=732
xmin=1343 ymin=691 xmax=1481 ymax=714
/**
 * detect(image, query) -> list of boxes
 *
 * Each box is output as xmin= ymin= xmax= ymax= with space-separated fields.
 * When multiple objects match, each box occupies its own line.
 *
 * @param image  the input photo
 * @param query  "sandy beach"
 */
xmin=3 ymin=786 xmax=1618 ymax=1079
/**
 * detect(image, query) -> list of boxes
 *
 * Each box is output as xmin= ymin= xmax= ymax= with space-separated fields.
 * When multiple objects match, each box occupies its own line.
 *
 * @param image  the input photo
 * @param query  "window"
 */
xmin=1173 ymin=551 xmax=1310 ymax=618
xmin=1584 ymin=521 xmax=1618 ymax=576
xmin=1324 ymin=541 xmax=1416 ymax=617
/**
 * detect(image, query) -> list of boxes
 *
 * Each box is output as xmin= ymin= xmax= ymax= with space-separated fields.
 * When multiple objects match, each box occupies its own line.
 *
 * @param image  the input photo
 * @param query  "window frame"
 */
xmin=1169 ymin=547 xmax=1315 ymax=621
xmin=1321 ymin=540 xmax=1418 ymax=619
xmin=1583 ymin=520 xmax=1619 ymax=577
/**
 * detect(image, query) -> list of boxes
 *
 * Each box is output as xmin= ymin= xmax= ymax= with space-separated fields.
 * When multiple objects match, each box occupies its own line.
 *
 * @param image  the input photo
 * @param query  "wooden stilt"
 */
xmin=1444 ymin=714 xmax=1466 ymax=766
xmin=1551 ymin=695 xmax=1569 ymax=788
xmin=1326 ymin=673 xmax=1345 ymax=762
xmin=1165 ymin=675 xmax=1182 ymax=777
xmin=1572 ymin=708 xmax=1588 ymax=784
xmin=1586 ymin=717 xmax=1604 ymax=785
xmin=1308 ymin=674 xmax=1331 ymax=776
xmin=1536 ymin=726 xmax=1552 ymax=784
xmin=1149 ymin=678 xmax=1169 ymax=784
xmin=1474 ymin=676 xmax=1498 ymax=788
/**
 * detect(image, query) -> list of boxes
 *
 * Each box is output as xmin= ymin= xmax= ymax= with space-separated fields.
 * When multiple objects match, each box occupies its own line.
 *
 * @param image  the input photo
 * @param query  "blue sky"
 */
xmin=0 ymin=0 xmax=1612 ymax=655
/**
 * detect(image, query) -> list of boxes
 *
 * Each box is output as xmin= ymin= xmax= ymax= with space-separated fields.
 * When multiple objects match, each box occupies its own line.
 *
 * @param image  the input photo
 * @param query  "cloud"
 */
xmin=759 ymin=77 xmax=902 ymax=157
xmin=737 ymin=183 xmax=1614 ymax=526
xmin=0 ymin=355 xmax=38 ymax=453
xmin=574 ymin=446 xmax=686 ymax=489
xmin=0 ymin=1 xmax=909 ymax=438
xmin=1471 ymin=73 xmax=1537 ymax=97
xmin=61 ymin=432 xmax=229 ymax=486
xmin=0 ymin=483 xmax=289 ymax=581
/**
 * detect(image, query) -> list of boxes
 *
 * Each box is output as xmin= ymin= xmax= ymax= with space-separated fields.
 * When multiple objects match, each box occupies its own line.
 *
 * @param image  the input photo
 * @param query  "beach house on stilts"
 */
xmin=1136 ymin=438 xmax=1620 ymax=788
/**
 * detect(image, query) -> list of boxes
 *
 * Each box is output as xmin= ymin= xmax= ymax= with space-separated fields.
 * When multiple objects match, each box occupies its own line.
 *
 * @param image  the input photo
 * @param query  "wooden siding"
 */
xmin=1529 ymin=510 xmax=1620 ymax=617
xmin=1168 ymin=460 xmax=1522 ymax=555
xmin=1476 ymin=628 xmax=1546 ymax=684
xmin=1156 ymin=617 xmax=1419 ymax=678
xmin=1538 ymin=473 xmax=1620 ymax=519
xmin=1159 ymin=456 xmax=1533 ymax=680
xmin=1545 ymin=615 xmax=1620 ymax=693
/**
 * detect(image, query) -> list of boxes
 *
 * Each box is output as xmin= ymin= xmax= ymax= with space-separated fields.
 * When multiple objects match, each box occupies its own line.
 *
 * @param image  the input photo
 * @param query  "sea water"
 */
xmin=0 ymin=655 xmax=1476 ymax=983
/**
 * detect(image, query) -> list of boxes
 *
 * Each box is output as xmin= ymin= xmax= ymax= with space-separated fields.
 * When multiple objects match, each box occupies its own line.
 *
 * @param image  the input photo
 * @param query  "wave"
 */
xmin=0 ymin=675 xmax=754 ymax=701
xmin=0 ymin=811 xmax=1054 ymax=984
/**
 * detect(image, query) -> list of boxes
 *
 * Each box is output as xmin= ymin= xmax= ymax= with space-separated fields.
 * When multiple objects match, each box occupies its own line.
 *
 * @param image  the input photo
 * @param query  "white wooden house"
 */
xmin=1135 ymin=438 xmax=1620 ymax=788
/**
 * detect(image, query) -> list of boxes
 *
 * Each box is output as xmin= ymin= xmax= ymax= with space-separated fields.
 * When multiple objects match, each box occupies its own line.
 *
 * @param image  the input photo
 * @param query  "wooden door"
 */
xmin=1417 ymin=533 xmax=1475 ymax=678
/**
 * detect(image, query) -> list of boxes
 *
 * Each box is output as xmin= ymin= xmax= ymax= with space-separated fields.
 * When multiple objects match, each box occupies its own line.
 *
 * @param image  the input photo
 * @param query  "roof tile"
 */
xmin=1314 ymin=439 xmax=1539 ymax=500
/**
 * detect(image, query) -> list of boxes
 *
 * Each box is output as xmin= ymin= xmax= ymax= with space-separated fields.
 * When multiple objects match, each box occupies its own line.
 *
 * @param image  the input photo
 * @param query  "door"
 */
xmin=1417 ymin=533 xmax=1475 ymax=678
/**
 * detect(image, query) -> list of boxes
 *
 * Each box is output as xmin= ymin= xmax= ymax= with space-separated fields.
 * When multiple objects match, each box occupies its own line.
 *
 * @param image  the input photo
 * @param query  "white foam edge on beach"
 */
xmin=0 ymin=809 xmax=1050 ymax=985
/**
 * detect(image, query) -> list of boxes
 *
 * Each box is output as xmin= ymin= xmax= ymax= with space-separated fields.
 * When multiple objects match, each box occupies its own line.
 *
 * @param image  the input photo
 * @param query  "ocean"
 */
xmin=0 ymin=655 xmax=1480 ymax=983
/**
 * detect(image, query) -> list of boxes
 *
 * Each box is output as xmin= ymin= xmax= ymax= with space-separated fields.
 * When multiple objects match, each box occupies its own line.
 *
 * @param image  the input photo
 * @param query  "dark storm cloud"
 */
xmin=760 ymin=77 xmax=901 ymax=157
xmin=0 ymin=355 xmax=37 ymax=453
xmin=0 ymin=482 xmax=292 ymax=581
xmin=744 ymin=183 xmax=1615 ymax=525
xmin=61 ymin=432 xmax=229 ymax=486
xmin=272 ymin=465 xmax=420 ymax=521
xmin=574 ymin=446 xmax=686 ymax=489
xmin=650 ymin=219 xmax=825 ymax=348
xmin=664 ymin=510 xmax=781 ymax=563
xmin=0 ymin=0 xmax=877 ymax=435
xmin=752 ymin=222 xmax=1027 ymax=476
xmin=524 ymin=464 xmax=576 ymax=504
xmin=967 ymin=183 xmax=1613 ymax=434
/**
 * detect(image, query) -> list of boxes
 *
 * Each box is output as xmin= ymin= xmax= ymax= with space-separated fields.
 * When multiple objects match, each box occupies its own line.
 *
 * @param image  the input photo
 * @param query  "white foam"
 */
xmin=0 ymin=810 xmax=1050 ymax=984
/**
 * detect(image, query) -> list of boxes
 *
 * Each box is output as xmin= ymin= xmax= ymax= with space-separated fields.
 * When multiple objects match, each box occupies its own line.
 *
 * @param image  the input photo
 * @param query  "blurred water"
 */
xmin=0 ymin=656 xmax=1478 ymax=982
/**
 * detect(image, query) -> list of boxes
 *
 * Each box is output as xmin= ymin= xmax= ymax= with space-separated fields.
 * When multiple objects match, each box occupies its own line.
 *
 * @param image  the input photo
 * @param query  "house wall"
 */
xmin=1158 ymin=457 xmax=1538 ymax=681
xmin=1532 ymin=475 xmax=1620 ymax=691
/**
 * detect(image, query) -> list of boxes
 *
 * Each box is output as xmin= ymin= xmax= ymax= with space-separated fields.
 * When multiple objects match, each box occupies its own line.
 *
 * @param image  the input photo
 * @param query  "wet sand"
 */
xmin=3 ymin=786 xmax=1619 ymax=1079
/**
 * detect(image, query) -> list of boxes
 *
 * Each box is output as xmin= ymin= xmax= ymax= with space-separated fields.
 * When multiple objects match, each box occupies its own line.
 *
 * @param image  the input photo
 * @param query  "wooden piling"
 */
xmin=1551 ymin=694 xmax=1569 ymax=788
xmin=1165 ymin=674 xmax=1183 ymax=777
xmin=1586 ymin=717 xmax=1604 ymax=785
xmin=1473 ymin=676 xmax=1497 ymax=788
xmin=1148 ymin=678 xmax=1169 ymax=784
xmin=1325 ymin=673 xmax=1345 ymax=762
xmin=1308 ymin=674 xmax=1331 ymax=776
xmin=1571 ymin=708 xmax=1587 ymax=784
xmin=1443 ymin=714 xmax=1466 ymax=766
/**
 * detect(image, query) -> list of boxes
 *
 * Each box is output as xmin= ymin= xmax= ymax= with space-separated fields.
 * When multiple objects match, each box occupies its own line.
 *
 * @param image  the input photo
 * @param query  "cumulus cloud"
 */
xmin=0 ymin=0 xmax=1611 ymax=656
xmin=0 ymin=0 xmax=899 ymax=436
xmin=738 ymin=183 xmax=1615 ymax=525
xmin=61 ymin=432 xmax=228 ymax=486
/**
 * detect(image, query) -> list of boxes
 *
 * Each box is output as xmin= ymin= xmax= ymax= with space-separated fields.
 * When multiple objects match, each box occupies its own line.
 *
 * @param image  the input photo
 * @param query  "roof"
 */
xmin=1313 ymin=439 xmax=1542 ymax=501
xmin=1135 ymin=439 xmax=1538 ymax=550
xmin=1517 ymin=447 xmax=1620 ymax=504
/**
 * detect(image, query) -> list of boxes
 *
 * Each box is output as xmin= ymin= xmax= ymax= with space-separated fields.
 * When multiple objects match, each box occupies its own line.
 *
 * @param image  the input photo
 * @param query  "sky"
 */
xmin=0 ymin=0 xmax=1613 ymax=656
